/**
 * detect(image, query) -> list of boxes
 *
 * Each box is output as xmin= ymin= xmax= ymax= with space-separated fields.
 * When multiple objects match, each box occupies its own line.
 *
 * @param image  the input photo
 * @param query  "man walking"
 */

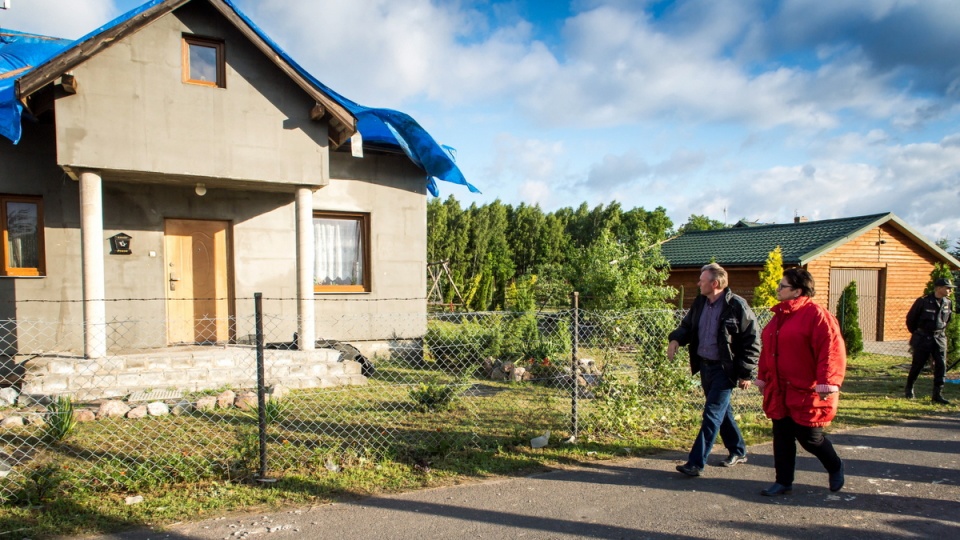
xmin=667 ymin=263 xmax=760 ymax=476
xmin=905 ymin=277 xmax=954 ymax=404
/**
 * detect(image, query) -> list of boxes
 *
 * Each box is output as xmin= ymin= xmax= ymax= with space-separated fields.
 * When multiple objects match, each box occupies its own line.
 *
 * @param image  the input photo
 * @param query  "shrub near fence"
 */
xmin=0 ymin=297 xmax=927 ymax=520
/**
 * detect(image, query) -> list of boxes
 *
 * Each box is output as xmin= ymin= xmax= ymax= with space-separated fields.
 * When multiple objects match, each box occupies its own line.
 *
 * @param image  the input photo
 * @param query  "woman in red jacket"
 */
xmin=754 ymin=268 xmax=846 ymax=496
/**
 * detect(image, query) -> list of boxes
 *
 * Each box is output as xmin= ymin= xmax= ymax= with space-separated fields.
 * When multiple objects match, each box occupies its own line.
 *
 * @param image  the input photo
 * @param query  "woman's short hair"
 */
xmin=701 ymin=262 xmax=728 ymax=289
xmin=783 ymin=267 xmax=815 ymax=297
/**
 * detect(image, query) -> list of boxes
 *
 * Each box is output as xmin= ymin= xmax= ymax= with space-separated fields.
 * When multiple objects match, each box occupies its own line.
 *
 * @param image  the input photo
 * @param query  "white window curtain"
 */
xmin=314 ymin=217 xmax=363 ymax=286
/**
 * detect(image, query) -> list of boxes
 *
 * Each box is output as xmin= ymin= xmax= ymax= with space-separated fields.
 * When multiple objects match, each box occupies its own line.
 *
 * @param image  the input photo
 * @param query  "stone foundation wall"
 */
xmin=17 ymin=347 xmax=365 ymax=400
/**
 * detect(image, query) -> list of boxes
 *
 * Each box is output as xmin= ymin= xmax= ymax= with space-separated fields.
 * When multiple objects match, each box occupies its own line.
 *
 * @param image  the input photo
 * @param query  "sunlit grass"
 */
xmin=0 ymin=350 xmax=956 ymax=537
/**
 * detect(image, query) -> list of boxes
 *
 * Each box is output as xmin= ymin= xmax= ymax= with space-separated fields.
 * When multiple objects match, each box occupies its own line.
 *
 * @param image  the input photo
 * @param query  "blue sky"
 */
xmin=4 ymin=0 xmax=960 ymax=243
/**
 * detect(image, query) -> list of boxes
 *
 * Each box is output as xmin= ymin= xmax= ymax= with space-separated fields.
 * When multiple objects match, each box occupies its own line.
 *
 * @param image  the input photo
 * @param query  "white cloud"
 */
xmin=666 ymin=133 xmax=960 ymax=239
xmin=241 ymin=0 xmax=558 ymax=108
xmin=479 ymin=133 xmax=571 ymax=207
xmin=0 ymin=0 xmax=116 ymax=38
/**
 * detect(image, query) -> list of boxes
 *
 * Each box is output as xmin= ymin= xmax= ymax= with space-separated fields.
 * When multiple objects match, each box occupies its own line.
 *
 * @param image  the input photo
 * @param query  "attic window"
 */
xmin=182 ymin=35 xmax=225 ymax=88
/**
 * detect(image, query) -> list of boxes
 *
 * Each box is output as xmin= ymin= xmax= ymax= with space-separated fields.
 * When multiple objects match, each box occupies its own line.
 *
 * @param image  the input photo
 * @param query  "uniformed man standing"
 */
xmin=905 ymin=278 xmax=954 ymax=404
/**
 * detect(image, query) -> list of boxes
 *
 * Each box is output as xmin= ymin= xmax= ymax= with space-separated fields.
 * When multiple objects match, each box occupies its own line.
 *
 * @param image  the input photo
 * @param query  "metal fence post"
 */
xmin=571 ymin=291 xmax=579 ymax=440
xmin=255 ymin=292 xmax=268 ymax=479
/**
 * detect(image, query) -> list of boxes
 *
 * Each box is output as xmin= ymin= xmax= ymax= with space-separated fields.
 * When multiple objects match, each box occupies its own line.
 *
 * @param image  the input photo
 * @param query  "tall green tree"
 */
xmin=752 ymin=246 xmax=783 ymax=308
xmin=836 ymin=281 xmax=864 ymax=357
xmin=463 ymin=201 xmax=514 ymax=310
xmin=677 ymin=214 xmax=727 ymax=234
xmin=507 ymin=203 xmax=545 ymax=277
xmin=566 ymin=229 xmax=674 ymax=310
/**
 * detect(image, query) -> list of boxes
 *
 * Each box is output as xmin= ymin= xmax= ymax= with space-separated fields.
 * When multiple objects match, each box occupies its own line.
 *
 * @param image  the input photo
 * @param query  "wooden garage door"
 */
xmin=829 ymin=268 xmax=880 ymax=341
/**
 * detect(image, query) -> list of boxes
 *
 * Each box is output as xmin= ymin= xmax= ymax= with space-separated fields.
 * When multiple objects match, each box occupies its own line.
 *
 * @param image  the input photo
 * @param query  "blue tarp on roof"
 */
xmin=0 ymin=0 xmax=477 ymax=196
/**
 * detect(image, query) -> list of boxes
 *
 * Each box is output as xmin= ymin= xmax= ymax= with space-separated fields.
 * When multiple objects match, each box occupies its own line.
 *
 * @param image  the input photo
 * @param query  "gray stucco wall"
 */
xmin=54 ymin=1 xmax=329 ymax=187
xmin=3 ymin=141 xmax=427 ymax=355
xmin=1 ymin=3 xmax=429 ymax=357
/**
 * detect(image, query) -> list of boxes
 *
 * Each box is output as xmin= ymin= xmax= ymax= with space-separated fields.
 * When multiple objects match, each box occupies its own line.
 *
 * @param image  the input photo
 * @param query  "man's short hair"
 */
xmin=701 ymin=262 xmax=728 ymax=289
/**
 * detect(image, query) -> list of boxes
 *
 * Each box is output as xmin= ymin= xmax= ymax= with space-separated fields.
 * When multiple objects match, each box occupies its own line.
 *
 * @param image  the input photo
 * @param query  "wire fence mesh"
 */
xmin=0 ymin=294 xmax=943 ymax=508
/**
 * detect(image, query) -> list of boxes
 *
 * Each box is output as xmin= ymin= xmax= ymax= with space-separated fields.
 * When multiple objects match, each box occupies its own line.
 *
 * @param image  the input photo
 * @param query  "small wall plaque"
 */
xmin=109 ymin=232 xmax=132 ymax=255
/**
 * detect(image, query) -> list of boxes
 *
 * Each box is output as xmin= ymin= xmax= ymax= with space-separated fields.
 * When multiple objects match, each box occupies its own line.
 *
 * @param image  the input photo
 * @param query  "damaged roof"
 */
xmin=0 ymin=0 xmax=478 ymax=196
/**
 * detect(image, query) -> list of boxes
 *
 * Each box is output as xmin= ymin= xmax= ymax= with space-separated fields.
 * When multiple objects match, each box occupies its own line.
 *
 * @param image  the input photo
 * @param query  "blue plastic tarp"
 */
xmin=0 ymin=0 xmax=477 ymax=195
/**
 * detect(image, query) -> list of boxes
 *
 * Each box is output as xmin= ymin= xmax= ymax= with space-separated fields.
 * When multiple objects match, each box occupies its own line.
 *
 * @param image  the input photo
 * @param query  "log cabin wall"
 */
xmin=805 ymin=224 xmax=942 ymax=341
xmin=667 ymin=267 xmax=764 ymax=309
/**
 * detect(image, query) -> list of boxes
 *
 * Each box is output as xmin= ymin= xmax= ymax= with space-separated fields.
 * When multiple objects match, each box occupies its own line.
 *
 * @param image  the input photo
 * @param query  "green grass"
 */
xmin=0 ymin=351 xmax=956 ymax=537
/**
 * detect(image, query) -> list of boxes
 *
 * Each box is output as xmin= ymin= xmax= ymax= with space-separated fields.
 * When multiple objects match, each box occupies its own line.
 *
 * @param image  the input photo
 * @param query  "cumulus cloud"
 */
xmin=238 ymin=0 xmax=558 ymax=108
xmin=742 ymin=0 xmax=960 ymax=98
xmin=480 ymin=133 xmax=572 ymax=208
xmin=0 ymin=0 xmax=117 ymax=38
xmin=665 ymin=133 xmax=960 ymax=240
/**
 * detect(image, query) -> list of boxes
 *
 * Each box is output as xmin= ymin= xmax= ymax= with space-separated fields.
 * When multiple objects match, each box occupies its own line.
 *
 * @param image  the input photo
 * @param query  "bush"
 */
xmin=242 ymin=397 xmax=289 ymax=425
xmin=836 ymin=281 xmax=864 ymax=356
xmin=425 ymin=317 xmax=502 ymax=372
xmin=43 ymin=395 xmax=77 ymax=443
xmin=409 ymin=378 xmax=463 ymax=412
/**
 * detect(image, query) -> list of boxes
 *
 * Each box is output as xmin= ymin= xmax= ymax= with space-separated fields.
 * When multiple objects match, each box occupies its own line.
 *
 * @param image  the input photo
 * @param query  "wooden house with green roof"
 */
xmin=661 ymin=212 xmax=960 ymax=342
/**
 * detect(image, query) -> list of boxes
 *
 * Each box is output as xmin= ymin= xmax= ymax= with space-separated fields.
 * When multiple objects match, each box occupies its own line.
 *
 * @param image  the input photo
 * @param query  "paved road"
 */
xmin=76 ymin=415 xmax=960 ymax=539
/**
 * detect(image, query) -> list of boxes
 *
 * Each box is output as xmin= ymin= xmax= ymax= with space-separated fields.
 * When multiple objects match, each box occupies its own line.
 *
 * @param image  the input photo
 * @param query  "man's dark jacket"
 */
xmin=668 ymin=288 xmax=760 ymax=383
xmin=906 ymin=293 xmax=952 ymax=351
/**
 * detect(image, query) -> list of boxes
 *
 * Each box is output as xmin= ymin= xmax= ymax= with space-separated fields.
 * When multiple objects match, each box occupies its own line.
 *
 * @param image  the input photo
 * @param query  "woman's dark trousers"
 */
xmin=771 ymin=417 xmax=842 ymax=486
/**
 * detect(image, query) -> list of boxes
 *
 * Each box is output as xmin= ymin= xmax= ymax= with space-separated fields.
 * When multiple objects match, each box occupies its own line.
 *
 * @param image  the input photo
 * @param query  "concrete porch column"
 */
xmin=79 ymin=170 xmax=106 ymax=359
xmin=296 ymin=187 xmax=316 ymax=351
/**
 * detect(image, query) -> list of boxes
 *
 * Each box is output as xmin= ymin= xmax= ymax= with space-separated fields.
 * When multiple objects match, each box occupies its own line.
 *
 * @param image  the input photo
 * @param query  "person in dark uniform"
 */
xmin=905 ymin=277 xmax=954 ymax=404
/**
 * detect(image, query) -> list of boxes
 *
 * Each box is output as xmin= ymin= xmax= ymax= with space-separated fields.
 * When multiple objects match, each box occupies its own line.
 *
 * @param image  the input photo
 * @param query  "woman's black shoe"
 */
xmin=829 ymin=460 xmax=845 ymax=492
xmin=760 ymin=483 xmax=792 ymax=496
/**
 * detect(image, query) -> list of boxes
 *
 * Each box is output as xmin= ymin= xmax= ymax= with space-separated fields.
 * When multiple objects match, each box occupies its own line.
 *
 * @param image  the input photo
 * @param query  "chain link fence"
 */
xmin=0 ymin=293 xmax=945 ymax=510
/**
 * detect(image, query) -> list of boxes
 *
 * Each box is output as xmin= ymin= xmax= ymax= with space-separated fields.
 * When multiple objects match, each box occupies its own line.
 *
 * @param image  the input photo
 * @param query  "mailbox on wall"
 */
xmin=109 ymin=232 xmax=132 ymax=255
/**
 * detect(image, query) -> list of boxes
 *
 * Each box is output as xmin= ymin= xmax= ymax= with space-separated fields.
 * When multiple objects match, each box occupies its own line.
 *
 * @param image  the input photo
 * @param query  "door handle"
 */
xmin=169 ymin=271 xmax=179 ymax=291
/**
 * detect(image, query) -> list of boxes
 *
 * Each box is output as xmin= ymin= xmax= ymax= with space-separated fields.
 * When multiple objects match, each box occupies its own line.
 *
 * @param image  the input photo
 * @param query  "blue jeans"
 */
xmin=685 ymin=362 xmax=745 ymax=468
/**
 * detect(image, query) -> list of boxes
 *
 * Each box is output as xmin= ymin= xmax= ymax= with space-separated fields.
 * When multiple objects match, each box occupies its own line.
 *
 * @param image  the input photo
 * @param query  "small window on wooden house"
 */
xmin=313 ymin=212 xmax=371 ymax=293
xmin=182 ymin=35 xmax=225 ymax=88
xmin=1 ymin=194 xmax=45 ymax=277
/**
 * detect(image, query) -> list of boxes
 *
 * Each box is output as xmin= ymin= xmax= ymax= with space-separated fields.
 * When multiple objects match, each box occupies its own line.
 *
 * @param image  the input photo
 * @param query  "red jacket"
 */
xmin=757 ymin=296 xmax=846 ymax=427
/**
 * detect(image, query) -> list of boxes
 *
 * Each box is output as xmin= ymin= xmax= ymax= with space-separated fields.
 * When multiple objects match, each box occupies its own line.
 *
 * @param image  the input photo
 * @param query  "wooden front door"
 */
xmin=164 ymin=219 xmax=233 ymax=344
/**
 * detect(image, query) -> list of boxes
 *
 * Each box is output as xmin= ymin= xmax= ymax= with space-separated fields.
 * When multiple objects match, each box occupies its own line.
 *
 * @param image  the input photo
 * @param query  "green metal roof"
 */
xmin=661 ymin=212 xmax=959 ymax=268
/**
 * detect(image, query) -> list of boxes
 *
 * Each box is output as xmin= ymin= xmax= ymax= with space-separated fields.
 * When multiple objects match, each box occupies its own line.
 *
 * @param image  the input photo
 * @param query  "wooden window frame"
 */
xmin=182 ymin=35 xmax=225 ymax=88
xmin=313 ymin=211 xmax=371 ymax=293
xmin=1 ymin=194 xmax=45 ymax=277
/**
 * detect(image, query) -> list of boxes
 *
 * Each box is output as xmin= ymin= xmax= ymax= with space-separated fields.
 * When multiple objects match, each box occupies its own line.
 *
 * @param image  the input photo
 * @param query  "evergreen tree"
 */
xmin=836 ymin=281 xmax=864 ymax=357
xmin=427 ymin=196 xmax=679 ymax=309
xmin=752 ymin=246 xmax=783 ymax=308
xmin=924 ymin=263 xmax=960 ymax=362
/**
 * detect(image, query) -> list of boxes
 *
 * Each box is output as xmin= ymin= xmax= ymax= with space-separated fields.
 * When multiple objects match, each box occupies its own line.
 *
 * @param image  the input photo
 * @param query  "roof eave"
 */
xmin=798 ymin=213 xmax=893 ymax=266
xmin=15 ymin=0 xmax=189 ymax=100
xmin=205 ymin=0 xmax=356 ymax=147
xmin=886 ymin=214 xmax=960 ymax=268
xmin=798 ymin=212 xmax=960 ymax=268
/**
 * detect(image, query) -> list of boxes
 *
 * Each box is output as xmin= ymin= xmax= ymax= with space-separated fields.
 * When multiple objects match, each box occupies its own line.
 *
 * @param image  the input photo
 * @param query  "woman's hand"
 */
xmin=818 ymin=391 xmax=836 ymax=400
